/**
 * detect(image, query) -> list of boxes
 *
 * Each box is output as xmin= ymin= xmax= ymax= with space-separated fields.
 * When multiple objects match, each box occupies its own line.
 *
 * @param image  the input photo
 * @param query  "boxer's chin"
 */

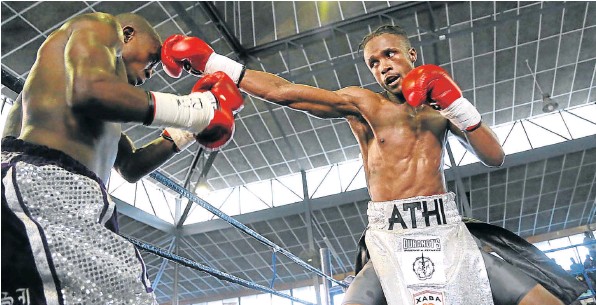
xmin=385 ymin=84 xmax=401 ymax=95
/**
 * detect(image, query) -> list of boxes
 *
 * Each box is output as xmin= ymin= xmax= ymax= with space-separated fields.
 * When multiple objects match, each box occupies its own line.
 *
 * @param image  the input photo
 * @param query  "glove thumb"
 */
xmin=161 ymin=34 xmax=187 ymax=78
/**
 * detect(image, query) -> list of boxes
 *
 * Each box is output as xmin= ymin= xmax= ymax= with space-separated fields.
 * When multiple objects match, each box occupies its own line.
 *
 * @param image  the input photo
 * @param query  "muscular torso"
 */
xmin=347 ymin=92 xmax=449 ymax=202
xmin=19 ymin=17 xmax=125 ymax=182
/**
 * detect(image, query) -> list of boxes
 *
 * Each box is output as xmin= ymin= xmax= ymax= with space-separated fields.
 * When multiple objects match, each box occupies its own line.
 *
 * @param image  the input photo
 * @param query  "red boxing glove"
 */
xmin=161 ymin=34 xmax=245 ymax=84
xmin=401 ymin=65 xmax=462 ymax=109
xmin=161 ymin=34 xmax=186 ymax=78
xmin=402 ymin=65 xmax=481 ymax=131
xmin=161 ymin=34 xmax=213 ymax=78
xmin=192 ymin=72 xmax=244 ymax=114
xmin=192 ymin=72 xmax=241 ymax=150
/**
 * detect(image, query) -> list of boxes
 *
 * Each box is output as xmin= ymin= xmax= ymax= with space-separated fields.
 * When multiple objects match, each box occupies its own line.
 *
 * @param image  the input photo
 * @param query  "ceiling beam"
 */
xmin=197 ymin=1 xmax=246 ymax=59
xmin=446 ymin=134 xmax=596 ymax=180
xmin=112 ymin=196 xmax=174 ymax=233
xmin=168 ymin=2 xmax=210 ymax=41
xmin=245 ymin=2 xmax=424 ymax=54
xmin=180 ymin=187 xmax=370 ymax=236
xmin=169 ymin=2 xmax=246 ymax=60
xmin=249 ymin=1 xmax=575 ymax=55
xmin=251 ymin=1 xmax=580 ymax=84
xmin=181 ymin=135 xmax=595 ymax=236
xmin=176 ymin=147 xmax=204 ymax=227
xmin=1 ymin=68 xmax=24 ymax=94
xmin=178 ymin=149 xmax=219 ymax=227
xmin=525 ymin=224 xmax=595 ymax=244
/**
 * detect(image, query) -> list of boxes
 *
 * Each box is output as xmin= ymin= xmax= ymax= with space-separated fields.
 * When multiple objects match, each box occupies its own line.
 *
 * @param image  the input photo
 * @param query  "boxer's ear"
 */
xmin=408 ymin=47 xmax=417 ymax=63
xmin=123 ymin=26 xmax=134 ymax=43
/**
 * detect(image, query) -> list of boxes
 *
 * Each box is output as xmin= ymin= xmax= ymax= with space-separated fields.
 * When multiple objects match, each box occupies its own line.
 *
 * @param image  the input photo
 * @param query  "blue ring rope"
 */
xmin=123 ymin=235 xmax=316 ymax=305
xmin=149 ymin=171 xmax=347 ymax=288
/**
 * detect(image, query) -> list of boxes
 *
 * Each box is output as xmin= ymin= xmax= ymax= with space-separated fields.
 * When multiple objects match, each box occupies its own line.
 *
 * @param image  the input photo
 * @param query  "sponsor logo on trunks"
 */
xmin=388 ymin=198 xmax=447 ymax=230
xmin=403 ymin=238 xmax=441 ymax=252
xmin=412 ymin=290 xmax=445 ymax=305
xmin=412 ymin=252 xmax=435 ymax=280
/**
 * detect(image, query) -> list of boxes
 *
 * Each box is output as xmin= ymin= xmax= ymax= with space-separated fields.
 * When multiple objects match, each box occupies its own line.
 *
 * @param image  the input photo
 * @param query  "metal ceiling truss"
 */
xmin=198 ymin=1 xmax=247 ymax=59
xmin=245 ymin=1 xmax=424 ymax=54
xmin=245 ymin=1 xmax=580 ymax=83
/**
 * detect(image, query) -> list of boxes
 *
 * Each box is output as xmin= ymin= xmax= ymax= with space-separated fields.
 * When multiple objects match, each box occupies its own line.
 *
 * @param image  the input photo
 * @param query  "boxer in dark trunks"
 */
xmin=1 ymin=12 xmax=243 ymax=304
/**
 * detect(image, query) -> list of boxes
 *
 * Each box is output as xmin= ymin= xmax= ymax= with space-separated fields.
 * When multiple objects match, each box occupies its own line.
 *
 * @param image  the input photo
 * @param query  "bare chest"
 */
xmin=349 ymin=101 xmax=449 ymax=200
xmin=354 ymin=102 xmax=448 ymax=147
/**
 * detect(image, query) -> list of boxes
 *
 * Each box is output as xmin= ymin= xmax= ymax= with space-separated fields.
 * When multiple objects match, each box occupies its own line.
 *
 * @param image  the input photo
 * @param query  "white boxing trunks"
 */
xmin=365 ymin=192 xmax=494 ymax=305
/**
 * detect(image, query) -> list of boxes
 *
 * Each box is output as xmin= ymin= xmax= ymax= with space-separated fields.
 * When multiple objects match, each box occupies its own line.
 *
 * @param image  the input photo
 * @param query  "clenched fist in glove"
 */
xmin=401 ymin=65 xmax=481 ymax=132
xmin=191 ymin=72 xmax=242 ymax=150
xmin=161 ymin=34 xmax=245 ymax=85
xmin=144 ymin=73 xmax=243 ymax=150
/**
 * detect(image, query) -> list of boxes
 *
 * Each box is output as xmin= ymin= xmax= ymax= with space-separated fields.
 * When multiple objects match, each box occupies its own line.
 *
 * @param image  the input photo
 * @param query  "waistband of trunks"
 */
xmin=1 ymin=136 xmax=105 ymax=187
xmin=367 ymin=192 xmax=462 ymax=230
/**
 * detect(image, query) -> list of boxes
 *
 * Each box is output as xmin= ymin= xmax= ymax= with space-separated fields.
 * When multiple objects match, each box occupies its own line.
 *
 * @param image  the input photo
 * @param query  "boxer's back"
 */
xmin=19 ymin=14 xmax=123 ymax=181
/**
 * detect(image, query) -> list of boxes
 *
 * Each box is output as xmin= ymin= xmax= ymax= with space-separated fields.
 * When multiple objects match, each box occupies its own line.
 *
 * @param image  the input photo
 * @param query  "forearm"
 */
xmin=239 ymin=69 xmax=296 ymax=105
xmin=71 ymin=78 xmax=151 ymax=123
xmin=462 ymin=124 xmax=505 ymax=167
xmin=239 ymin=69 xmax=358 ymax=118
xmin=116 ymin=137 xmax=178 ymax=183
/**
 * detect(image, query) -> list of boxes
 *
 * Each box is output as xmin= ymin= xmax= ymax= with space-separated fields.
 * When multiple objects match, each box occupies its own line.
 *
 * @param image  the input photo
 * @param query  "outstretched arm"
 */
xmin=239 ymin=70 xmax=365 ymax=119
xmin=160 ymin=34 xmax=371 ymax=119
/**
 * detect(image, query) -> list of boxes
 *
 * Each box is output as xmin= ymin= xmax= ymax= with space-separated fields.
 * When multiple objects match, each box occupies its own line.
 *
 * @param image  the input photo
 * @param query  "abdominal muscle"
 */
xmin=365 ymin=156 xmax=447 ymax=202
xmin=362 ymin=125 xmax=448 ymax=202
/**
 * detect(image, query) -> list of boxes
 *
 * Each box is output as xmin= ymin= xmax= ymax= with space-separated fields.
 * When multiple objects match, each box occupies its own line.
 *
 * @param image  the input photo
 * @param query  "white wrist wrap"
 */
xmin=150 ymin=91 xmax=216 ymax=133
xmin=439 ymin=97 xmax=481 ymax=131
xmin=205 ymin=53 xmax=244 ymax=84
xmin=164 ymin=127 xmax=195 ymax=151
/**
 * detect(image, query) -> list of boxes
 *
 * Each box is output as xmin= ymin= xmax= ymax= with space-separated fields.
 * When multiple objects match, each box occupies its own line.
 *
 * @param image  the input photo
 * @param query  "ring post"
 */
xmin=320 ymin=248 xmax=333 ymax=305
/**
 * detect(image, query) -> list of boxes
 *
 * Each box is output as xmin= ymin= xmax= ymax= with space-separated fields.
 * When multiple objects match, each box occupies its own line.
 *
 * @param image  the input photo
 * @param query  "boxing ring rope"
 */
xmin=1 ymin=69 xmax=344 ymax=304
xmin=123 ymin=235 xmax=316 ymax=305
xmin=148 ymin=170 xmax=348 ymax=289
xmin=124 ymin=170 xmax=347 ymax=305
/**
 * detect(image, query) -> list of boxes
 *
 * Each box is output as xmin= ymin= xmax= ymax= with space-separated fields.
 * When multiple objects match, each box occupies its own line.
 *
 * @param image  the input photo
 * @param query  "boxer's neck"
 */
xmin=382 ymin=90 xmax=406 ymax=104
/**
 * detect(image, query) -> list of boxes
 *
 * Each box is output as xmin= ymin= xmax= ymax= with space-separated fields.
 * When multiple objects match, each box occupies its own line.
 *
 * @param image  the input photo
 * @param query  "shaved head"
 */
xmin=115 ymin=13 xmax=162 ymax=86
xmin=115 ymin=13 xmax=161 ymax=43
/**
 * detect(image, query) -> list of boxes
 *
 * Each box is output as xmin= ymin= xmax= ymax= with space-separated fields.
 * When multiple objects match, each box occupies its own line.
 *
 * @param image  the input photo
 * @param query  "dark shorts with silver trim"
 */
xmin=1 ymin=137 xmax=155 ymax=305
